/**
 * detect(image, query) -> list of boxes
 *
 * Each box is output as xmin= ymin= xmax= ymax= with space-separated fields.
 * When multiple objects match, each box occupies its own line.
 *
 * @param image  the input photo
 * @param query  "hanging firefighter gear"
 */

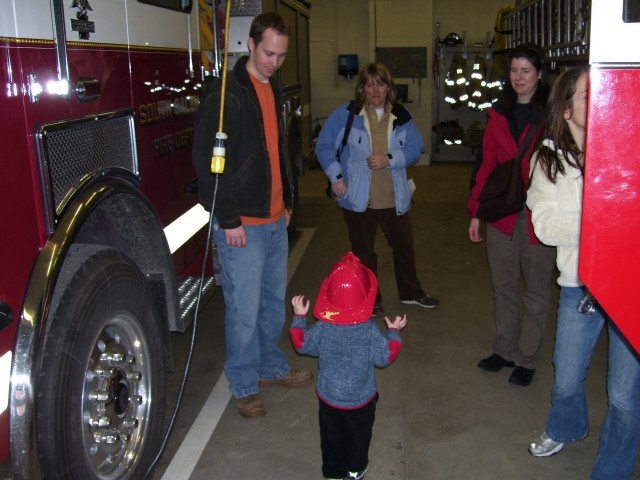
xmin=444 ymin=54 xmax=469 ymax=110
xmin=484 ymin=63 xmax=504 ymax=106
xmin=443 ymin=32 xmax=464 ymax=45
xmin=432 ymin=119 xmax=464 ymax=145
xmin=467 ymin=56 xmax=491 ymax=111
xmin=463 ymin=120 xmax=485 ymax=149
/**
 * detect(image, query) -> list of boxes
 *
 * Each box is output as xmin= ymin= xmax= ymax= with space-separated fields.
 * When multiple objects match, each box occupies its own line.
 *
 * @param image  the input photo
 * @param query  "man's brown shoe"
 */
xmin=237 ymin=394 xmax=266 ymax=418
xmin=259 ymin=369 xmax=314 ymax=388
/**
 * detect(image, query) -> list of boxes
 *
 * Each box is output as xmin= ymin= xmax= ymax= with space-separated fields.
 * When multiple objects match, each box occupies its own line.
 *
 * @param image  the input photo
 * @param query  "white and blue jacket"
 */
xmin=315 ymin=101 xmax=424 ymax=215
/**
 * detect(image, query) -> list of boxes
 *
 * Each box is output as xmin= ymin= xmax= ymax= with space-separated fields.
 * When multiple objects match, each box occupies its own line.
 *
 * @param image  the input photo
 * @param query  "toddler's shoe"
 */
xmin=344 ymin=466 xmax=368 ymax=479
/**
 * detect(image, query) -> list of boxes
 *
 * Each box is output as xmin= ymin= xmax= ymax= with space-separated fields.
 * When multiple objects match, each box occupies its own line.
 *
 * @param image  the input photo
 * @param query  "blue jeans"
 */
xmin=546 ymin=287 xmax=640 ymax=479
xmin=213 ymin=217 xmax=291 ymax=399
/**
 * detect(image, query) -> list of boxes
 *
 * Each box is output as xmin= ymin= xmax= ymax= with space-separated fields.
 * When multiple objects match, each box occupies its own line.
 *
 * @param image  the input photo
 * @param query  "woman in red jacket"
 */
xmin=468 ymin=44 xmax=556 ymax=386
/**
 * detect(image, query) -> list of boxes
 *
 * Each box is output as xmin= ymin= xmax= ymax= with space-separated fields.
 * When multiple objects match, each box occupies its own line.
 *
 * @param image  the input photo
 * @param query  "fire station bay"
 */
xmin=1 ymin=0 xmax=640 ymax=479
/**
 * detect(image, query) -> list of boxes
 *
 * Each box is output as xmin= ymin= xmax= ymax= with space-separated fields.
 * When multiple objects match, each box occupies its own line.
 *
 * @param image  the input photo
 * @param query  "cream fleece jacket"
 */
xmin=527 ymin=139 xmax=583 ymax=287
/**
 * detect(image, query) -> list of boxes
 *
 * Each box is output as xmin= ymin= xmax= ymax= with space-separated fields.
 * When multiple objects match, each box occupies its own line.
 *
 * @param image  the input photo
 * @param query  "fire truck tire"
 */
xmin=36 ymin=245 xmax=166 ymax=480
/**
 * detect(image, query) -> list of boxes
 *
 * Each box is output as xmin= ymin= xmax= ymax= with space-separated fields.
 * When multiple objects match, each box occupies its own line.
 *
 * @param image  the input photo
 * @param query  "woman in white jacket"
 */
xmin=526 ymin=67 xmax=640 ymax=479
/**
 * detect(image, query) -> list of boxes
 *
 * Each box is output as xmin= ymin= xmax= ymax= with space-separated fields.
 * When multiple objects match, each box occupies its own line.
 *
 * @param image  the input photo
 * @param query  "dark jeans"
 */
xmin=342 ymin=207 xmax=424 ymax=304
xmin=319 ymin=395 xmax=378 ymax=478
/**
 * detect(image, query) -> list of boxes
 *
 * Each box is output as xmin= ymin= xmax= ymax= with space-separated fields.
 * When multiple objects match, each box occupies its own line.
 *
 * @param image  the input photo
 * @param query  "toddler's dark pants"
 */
xmin=319 ymin=394 xmax=378 ymax=479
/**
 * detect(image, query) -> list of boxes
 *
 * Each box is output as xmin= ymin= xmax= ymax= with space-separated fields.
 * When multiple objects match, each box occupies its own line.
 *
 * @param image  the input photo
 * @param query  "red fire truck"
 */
xmin=501 ymin=0 xmax=640 ymax=353
xmin=0 ymin=0 xmax=311 ymax=478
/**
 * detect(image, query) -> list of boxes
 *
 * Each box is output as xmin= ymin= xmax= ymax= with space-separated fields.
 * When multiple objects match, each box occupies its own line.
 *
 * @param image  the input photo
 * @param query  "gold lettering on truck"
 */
xmin=138 ymin=96 xmax=200 ymax=126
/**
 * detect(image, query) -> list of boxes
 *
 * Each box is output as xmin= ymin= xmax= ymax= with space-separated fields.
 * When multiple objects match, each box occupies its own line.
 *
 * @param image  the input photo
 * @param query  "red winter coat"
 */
xmin=468 ymin=105 xmax=541 ymax=244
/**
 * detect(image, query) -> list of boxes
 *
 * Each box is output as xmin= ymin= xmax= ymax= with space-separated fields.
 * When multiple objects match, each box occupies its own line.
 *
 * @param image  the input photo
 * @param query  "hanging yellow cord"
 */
xmin=210 ymin=0 xmax=233 ymax=174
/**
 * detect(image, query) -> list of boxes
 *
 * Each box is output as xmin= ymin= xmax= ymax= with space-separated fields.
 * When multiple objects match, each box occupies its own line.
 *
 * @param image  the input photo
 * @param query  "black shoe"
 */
xmin=400 ymin=295 xmax=439 ymax=309
xmin=372 ymin=303 xmax=384 ymax=317
xmin=509 ymin=366 xmax=536 ymax=386
xmin=477 ymin=353 xmax=516 ymax=372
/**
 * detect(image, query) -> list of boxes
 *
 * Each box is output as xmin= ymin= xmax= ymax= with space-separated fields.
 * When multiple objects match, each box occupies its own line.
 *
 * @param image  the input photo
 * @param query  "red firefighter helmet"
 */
xmin=313 ymin=252 xmax=378 ymax=324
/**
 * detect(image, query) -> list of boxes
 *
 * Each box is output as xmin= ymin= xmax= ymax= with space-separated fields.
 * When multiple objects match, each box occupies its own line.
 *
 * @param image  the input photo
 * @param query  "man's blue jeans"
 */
xmin=546 ymin=286 xmax=640 ymax=479
xmin=213 ymin=217 xmax=291 ymax=399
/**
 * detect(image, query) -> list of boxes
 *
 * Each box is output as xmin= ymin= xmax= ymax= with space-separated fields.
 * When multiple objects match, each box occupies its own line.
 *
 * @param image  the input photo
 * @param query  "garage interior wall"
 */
xmin=309 ymin=0 xmax=509 ymax=163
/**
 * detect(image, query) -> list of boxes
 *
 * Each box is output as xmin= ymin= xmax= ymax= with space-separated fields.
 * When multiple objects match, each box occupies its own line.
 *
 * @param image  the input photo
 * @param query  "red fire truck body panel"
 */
xmin=582 ymin=67 xmax=640 ymax=353
xmin=1 ymin=1 xmax=207 ymax=473
xmin=0 ymin=44 xmax=201 ymax=285
xmin=581 ymin=0 xmax=640 ymax=353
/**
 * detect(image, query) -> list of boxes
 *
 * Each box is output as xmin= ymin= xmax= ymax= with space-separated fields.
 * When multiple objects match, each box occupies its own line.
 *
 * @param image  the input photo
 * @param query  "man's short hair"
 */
xmin=249 ymin=12 xmax=290 ymax=45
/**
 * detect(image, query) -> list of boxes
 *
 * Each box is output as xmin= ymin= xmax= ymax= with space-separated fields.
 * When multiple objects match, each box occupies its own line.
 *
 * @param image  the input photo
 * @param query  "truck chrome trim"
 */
xmin=9 ymin=176 xmax=158 ymax=480
xmin=51 ymin=0 xmax=70 ymax=98
xmin=35 ymin=110 xmax=138 ymax=232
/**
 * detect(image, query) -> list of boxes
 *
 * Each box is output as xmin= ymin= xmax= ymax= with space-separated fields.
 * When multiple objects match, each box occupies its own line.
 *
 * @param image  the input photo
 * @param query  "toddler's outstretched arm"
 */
xmin=385 ymin=314 xmax=408 ymax=330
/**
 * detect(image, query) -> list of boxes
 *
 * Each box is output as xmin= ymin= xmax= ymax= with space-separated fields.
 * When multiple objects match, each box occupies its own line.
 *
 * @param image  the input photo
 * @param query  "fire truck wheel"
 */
xmin=36 ymin=245 xmax=166 ymax=480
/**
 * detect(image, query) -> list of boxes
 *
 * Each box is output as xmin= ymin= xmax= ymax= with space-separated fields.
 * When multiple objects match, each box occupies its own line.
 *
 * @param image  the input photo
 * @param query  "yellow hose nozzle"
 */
xmin=211 ymin=132 xmax=228 ymax=174
xmin=211 ymin=155 xmax=225 ymax=174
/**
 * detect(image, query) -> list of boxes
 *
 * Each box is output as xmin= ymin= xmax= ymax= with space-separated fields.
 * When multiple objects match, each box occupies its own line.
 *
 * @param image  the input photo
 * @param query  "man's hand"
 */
xmin=285 ymin=209 xmax=291 ymax=227
xmin=224 ymin=225 xmax=247 ymax=247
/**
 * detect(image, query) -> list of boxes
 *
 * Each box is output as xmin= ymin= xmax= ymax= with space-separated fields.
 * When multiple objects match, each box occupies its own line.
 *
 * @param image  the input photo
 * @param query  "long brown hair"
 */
xmin=353 ymin=62 xmax=397 ymax=110
xmin=534 ymin=66 xmax=589 ymax=183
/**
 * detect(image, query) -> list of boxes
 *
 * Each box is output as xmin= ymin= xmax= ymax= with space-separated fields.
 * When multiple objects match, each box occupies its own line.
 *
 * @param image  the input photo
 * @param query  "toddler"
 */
xmin=290 ymin=252 xmax=407 ymax=480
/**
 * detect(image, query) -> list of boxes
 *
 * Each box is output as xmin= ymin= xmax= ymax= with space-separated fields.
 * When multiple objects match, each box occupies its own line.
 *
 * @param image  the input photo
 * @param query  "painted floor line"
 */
xmin=161 ymin=228 xmax=316 ymax=480
xmin=160 ymin=376 xmax=231 ymax=480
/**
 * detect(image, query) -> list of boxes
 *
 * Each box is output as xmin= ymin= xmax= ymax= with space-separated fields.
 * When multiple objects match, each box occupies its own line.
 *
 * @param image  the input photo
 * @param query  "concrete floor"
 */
xmin=151 ymin=163 xmax=638 ymax=480
xmin=2 ymin=163 xmax=638 ymax=479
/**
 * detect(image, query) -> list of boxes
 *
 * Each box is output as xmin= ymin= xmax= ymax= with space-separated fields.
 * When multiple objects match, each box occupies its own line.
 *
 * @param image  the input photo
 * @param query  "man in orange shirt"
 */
xmin=193 ymin=12 xmax=313 ymax=418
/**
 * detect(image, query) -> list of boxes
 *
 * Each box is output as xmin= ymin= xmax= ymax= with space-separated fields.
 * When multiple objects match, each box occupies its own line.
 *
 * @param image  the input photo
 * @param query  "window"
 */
xmin=137 ymin=0 xmax=192 ymax=13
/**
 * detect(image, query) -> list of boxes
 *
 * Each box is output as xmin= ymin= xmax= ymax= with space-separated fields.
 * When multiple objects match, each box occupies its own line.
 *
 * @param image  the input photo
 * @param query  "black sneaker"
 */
xmin=400 ymin=295 xmax=439 ymax=309
xmin=477 ymin=353 xmax=516 ymax=372
xmin=372 ymin=304 xmax=384 ymax=317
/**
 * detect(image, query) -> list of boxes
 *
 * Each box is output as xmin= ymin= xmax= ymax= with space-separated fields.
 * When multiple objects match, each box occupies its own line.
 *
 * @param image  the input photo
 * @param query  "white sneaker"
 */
xmin=344 ymin=466 xmax=368 ymax=479
xmin=529 ymin=432 xmax=565 ymax=457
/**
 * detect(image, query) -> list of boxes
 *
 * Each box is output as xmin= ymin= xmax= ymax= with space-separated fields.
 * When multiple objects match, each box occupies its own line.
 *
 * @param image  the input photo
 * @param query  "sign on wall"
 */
xmin=375 ymin=47 xmax=427 ymax=78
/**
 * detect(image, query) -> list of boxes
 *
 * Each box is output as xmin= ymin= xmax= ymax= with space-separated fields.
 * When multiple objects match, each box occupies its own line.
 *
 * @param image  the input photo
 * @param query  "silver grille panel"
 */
xmin=37 ymin=111 xmax=138 ymax=220
xmin=222 ymin=0 xmax=262 ymax=16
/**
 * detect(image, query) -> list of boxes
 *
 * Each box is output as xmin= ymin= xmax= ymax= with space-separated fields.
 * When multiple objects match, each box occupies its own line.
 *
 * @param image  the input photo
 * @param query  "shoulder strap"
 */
xmin=336 ymin=102 xmax=356 ymax=162
xmin=516 ymin=125 xmax=539 ymax=162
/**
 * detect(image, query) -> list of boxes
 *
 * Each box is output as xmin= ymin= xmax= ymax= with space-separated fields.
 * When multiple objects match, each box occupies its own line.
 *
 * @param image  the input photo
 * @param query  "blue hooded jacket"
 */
xmin=315 ymin=101 xmax=424 ymax=215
